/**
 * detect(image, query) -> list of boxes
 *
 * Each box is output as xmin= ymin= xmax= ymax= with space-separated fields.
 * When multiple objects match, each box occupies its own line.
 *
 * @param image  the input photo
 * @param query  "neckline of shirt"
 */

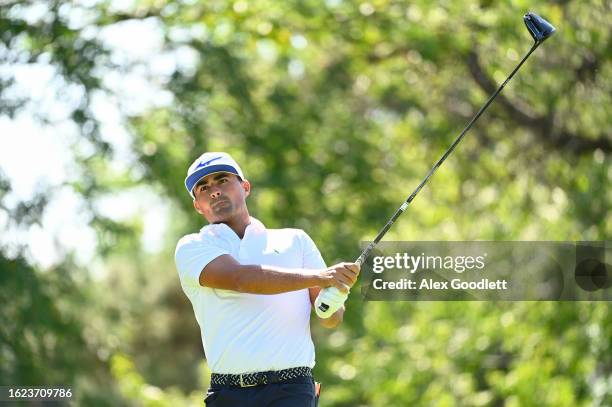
xmin=202 ymin=216 xmax=267 ymax=241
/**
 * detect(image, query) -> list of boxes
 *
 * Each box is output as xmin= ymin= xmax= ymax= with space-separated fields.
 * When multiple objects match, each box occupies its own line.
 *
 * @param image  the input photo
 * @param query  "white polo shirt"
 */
xmin=174 ymin=217 xmax=326 ymax=374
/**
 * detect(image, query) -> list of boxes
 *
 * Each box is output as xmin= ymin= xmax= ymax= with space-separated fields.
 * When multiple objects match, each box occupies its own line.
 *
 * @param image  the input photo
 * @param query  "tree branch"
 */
xmin=466 ymin=50 xmax=611 ymax=154
xmin=466 ymin=50 xmax=543 ymax=128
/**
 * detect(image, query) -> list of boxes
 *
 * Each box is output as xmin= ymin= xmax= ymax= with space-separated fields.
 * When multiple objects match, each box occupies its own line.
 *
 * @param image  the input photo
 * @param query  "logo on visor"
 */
xmin=195 ymin=156 xmax=223 ymax=169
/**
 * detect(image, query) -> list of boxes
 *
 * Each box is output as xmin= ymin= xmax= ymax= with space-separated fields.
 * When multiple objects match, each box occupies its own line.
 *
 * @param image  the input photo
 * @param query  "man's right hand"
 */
xmin=319 ymin=262 xmax=361 ymax=293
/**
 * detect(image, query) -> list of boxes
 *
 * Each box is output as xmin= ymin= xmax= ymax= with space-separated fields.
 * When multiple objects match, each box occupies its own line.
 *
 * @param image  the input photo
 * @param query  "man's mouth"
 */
xmin=212 ymin=200 xmax=230 ymax=209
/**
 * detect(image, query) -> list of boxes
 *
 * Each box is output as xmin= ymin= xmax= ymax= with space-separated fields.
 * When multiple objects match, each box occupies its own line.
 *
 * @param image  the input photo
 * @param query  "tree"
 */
xmin=1 ymin=0 xmax=609 ymax=405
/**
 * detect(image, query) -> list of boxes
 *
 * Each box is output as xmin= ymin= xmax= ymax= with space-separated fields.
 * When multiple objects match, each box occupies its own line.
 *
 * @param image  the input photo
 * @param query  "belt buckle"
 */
xmin=239 ymin=374 xmax=258 ymax=388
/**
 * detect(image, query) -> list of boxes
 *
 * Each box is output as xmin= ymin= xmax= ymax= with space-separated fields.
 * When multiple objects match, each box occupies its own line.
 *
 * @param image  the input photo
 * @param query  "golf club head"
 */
xmin=524 ymin=12 xmax=556 ymax=44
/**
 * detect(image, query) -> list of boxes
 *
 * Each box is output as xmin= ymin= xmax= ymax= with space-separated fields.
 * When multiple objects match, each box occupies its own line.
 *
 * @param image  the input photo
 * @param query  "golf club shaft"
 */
xmin=355 ymin=41 xmax=541 ymax=267
xmin=317 ymin=40 xmax=546 ymax=314
xmin=317 ymin=12 xmax=555 ymax=314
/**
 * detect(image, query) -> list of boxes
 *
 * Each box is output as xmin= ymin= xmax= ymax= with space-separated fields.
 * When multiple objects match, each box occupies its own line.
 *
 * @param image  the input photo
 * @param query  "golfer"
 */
xmin=175 ymin=152 xmax=360 ymax=406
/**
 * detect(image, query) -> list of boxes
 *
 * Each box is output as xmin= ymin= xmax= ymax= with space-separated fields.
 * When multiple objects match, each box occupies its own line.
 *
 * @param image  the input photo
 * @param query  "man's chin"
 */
xmin=209 ymin=209 xmax=233 ymax=224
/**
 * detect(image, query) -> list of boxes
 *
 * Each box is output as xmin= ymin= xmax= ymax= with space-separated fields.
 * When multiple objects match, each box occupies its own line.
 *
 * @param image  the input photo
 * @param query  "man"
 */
xmin=174 ymin=152 xmax=360 ymax=406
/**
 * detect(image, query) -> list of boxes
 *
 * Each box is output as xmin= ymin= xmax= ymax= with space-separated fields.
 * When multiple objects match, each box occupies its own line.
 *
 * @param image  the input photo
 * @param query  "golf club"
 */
xmin=316 ymin=12 xmax=556 ymax=315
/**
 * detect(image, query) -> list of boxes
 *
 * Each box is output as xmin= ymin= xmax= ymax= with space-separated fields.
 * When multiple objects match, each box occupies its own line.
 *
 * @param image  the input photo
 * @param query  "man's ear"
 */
xmin=193 ymin=198 xmax=204 ymax=215
xmin=242 ymin=179 xmax=251 ymax=197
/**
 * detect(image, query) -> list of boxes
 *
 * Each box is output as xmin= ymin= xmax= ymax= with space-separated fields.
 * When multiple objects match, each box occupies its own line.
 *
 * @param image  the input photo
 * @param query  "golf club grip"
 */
xmin=315 ymin=286 xmax=341 ymax=316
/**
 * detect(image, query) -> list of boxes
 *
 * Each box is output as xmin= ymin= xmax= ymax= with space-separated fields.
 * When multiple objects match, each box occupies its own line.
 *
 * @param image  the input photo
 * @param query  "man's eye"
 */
xmin=219 ymin=178 xmax=227 ymax=183
xmin=200 ymin=186 xmax=208 ymax=191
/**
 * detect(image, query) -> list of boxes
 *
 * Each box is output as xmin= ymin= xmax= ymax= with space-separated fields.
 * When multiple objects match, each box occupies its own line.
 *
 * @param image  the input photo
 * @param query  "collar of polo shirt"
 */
xmin=203 ymin=217 xmax=266 ymax=239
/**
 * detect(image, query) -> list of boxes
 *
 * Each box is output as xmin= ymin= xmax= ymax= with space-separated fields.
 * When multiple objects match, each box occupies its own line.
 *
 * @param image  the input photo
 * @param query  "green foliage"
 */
xmin=111 ymin=353 xmax=205 ymax=406
xmin=314 ymin=302 xmax=610 ymax=406
xmin=0 ymin=0 xmax=610 ymax=406
xmin=0 ymin=253 xmax=128 ymax=405
xmin=0 ymin=255 xmax=83 ymax=385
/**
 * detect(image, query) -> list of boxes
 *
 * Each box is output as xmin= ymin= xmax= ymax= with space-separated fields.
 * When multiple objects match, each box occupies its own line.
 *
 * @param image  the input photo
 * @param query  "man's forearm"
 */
xmin=234 ymin=264 xmax=322 ymax=294
xmin=199 ymin=255 xmax=353 ymax=295
xmin=319 ymin=306 xmax=344 ymax=328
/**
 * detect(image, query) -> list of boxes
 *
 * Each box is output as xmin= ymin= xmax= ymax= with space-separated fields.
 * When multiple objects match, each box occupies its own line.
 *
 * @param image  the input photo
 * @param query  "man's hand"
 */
xmin=319 ymin=262 xmax=361 ymax=293
xmin=315 ymin=262 xmax=360 ymax=319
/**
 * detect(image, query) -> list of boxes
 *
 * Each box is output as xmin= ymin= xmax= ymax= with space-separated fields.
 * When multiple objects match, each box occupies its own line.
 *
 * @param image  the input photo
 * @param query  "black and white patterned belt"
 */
xmin=210 ymin=366 xmax=312 ymax=388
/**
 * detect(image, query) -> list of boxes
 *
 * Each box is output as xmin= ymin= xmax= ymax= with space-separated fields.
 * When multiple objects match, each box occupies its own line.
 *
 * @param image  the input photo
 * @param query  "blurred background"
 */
xmin=0 ymin=0 xmax=610 ymax=405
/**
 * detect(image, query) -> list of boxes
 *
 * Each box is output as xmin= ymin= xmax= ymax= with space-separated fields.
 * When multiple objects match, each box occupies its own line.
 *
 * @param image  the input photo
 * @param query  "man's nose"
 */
xmin=210 ymin=190 xmax=222 ymax=199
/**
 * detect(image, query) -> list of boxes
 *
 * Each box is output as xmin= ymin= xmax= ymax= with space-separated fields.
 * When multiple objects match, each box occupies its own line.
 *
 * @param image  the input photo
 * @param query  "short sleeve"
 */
xmin=175 ymin=235 xmax=230 ymax=287
xmin=299 ymin=230 xmax=327 ymax=269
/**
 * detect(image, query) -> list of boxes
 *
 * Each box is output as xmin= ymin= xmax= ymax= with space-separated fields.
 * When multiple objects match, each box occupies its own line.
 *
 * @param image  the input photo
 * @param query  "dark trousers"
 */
xmin=204 ymin=376 xmax=318 ymax=407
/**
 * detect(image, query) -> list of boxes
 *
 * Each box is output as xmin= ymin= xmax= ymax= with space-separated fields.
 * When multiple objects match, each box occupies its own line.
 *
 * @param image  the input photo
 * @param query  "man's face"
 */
xmin=192 ymin=173 xmax=250 ymax=223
